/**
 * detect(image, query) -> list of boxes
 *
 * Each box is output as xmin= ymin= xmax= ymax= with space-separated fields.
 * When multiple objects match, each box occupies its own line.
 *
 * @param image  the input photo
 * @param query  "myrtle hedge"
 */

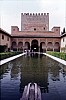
xmin=0 ymin=51 xmax=22 ymax=60
xmin=47 ymin=51 xmax=66 ymax=61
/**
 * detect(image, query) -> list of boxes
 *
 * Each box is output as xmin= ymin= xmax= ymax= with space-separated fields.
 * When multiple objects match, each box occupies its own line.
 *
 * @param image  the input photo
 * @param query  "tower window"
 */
xmin=34 ymin=28 xmax=36 ymax=31
xmin=44 ymin=27 xmax=45 ymax=30
xmin=13 ymin=28 xmax=15 ymax=31
xmin=56 ymin=29 xmax=58 ymax=31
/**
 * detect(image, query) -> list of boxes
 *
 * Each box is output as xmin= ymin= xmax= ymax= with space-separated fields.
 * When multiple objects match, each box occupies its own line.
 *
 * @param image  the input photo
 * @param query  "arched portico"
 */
xmin=40 ymin=42 xmax=46 ymax=52
xmin=11 ymin=41 xmax=17 ymax=51
xmin=54 ymin=42 xmax=60 ymax=52
xmin=47 ymin=42 xmax=53 ymax=51
xmin=25 ymin=42 xmax=30 ymax=50
xmin=31 ymin=40 xmax=38 ymax=52
xmin=18 ymin=42 xmax=23 ymax=51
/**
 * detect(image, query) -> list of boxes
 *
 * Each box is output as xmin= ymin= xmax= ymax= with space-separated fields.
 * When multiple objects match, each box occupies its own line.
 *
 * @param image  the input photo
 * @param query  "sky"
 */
xmin=0 ymin=0 xmax=66 ymax=34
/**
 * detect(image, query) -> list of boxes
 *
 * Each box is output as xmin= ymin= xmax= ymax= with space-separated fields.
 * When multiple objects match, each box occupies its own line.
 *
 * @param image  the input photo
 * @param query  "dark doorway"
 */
xmin=31 ymin=40 xmax=38 ymax=52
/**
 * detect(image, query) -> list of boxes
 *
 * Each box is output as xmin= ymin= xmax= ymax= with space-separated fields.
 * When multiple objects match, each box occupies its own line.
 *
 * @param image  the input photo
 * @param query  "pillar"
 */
xmin=46 ymin=38 xmax=47 ymax=52
xmin=23 ymin=39 xmax=25 ymax=52
xmin=38 ymin=39 xmax=40 ymax=52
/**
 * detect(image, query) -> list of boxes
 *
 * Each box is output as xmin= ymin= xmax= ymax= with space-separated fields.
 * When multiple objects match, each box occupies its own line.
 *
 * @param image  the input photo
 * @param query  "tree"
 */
xmin=63 ymin=28 xmax=65 ymax=34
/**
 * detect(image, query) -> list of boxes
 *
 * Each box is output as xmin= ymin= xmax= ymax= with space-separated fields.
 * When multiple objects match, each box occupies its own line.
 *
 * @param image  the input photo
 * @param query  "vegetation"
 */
xmin=61 ymin=27 xmax=65 ymax=34
xmin=47 ymin=51 xmax=66 ymax=61
xmin=0 ymin=45 xmax=7 ymax=52
xmin=0 ymin=51 xmax=22 ymax=60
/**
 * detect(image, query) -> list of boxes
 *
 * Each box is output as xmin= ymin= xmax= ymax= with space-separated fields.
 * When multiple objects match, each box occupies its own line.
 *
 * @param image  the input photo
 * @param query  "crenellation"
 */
xmin=44 ymin=13 xmax=46 ymax=15
xmin=47 ymin=13 xmax=49 ymax=15
xmin=41 ymin=13 xmax=43 ymax=15
xmin=21 ymin=13 xmax=49 ymax=17
xmin=38 ymin=13 xmax=40 ymax=15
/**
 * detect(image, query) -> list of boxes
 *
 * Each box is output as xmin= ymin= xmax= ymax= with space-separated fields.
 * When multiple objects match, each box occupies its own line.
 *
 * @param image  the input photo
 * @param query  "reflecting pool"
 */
xmin=0 ymin=53 xmax=66 ymax=100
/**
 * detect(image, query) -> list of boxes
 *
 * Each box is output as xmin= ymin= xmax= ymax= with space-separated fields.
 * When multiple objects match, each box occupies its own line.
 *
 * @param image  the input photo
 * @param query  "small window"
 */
xmin=13 ymin=28 xmax=15 ymax=31
xmin=34 ymin=28 xmax=36 ymax=31
xmin=2 ymin=35 xmax=4 ymax=39
xmin=56 ymin=29 xmax=58 ymax=31
xmin=63 ymin=38 xmax=64 ymax=42
xmin=7 ymin=37 xmax=9 ymax=41
xmin=44 ymin=27 xmax=45 ymax=30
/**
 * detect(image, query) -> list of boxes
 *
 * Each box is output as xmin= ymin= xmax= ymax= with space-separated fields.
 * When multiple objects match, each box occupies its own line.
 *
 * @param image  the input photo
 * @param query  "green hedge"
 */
xmin=47 ymin=51 xmax=66 ymax=61
xmin=0 ymin=51 xmax=22 ymax=60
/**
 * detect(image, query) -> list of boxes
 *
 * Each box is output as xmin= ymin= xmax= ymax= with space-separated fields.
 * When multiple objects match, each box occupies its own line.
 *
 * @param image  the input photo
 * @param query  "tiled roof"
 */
xmin=11 ymin=31 xmax=60 ymax=38
xmin=0 ymin=28 xmax=11 ymax=37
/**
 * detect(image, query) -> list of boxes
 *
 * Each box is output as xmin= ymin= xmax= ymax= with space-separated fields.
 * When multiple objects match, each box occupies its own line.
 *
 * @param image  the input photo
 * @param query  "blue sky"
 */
xmin=0 ymin=0 xmax=66 ymax=33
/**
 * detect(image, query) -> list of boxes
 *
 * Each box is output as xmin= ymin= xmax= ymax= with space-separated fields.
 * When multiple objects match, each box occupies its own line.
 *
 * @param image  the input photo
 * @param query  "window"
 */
xmin=63 ymin=38 xmax=64 ymax=42
xmin=44 ymin=27 xmax=45 ymax=30
xmin=7 ymin=37 xmax=9 ymax=41
xmin=56 ymin=29 xmax=58 ymax=31
xmin=2 ymin=35 xmax=4 ymax=39
xmin=34 ymin=28 xmax=36 ymax=31
xmin=13 ymin=28 xmax=15 ymax=31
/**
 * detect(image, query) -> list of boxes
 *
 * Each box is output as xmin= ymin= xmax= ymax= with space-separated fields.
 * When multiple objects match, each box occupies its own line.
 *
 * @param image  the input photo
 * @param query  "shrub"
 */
xmin=0 ymin=51 xmax=22 ymax=60
xmin=47 ymin=51 xmax=66 ymax=61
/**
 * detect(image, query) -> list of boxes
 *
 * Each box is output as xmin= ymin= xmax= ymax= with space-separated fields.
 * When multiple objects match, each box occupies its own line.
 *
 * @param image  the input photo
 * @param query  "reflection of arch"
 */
xmin=18 ymin=42 xmax=23 ymax=51
xmin=25 ymin=42 xmax=30 ymax=50
xmin=12 ymin=41 xmax=17 ymax=51
xmin=47 ymin=42 xmax=53 ymax=51
xmin=40 ymin=42 xmax=46 ymax=52
xmin=31 ymin=40 xmax=38 ymax=52
xmin=54 ymin=42 xmax=60 ymax=52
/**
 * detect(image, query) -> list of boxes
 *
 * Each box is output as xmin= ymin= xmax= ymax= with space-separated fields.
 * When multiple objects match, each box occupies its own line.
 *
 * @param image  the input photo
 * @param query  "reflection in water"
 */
xmin=0 ymin=53 xmax=66 ymax=100
xmin=20 ymin=53 xmax=49 ymax=94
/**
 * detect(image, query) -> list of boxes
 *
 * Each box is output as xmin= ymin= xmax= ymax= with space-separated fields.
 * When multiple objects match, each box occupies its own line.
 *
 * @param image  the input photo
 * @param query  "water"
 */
xmin=0 ymin=53 xmax=66 ymax=100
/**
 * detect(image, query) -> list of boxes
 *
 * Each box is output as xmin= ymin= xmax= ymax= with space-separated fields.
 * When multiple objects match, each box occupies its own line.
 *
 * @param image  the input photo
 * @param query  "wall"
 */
xmin=61 ymin=33 xmax=66 ymax=52
xmin=0 ymin=32 xmax=11 ymax=51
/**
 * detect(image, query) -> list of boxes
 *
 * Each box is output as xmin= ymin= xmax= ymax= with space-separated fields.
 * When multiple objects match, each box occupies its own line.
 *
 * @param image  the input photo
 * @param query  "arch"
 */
xmin=18 ymin=42 xmax=23 ymax=51
xmin=25 ymin=42 xmax=30 ymax=50
xmin=47 ymin=42 xmax=53 ymax=51
xmin=40 ymin=42 xmax=46 ymax=52
xmin=54 ymin=42 xmax=60 ymax=52
xmin=31 ymin=39 xmax=38 ymax=52
xmin=11 ymin=41 xmax=17 ymax=51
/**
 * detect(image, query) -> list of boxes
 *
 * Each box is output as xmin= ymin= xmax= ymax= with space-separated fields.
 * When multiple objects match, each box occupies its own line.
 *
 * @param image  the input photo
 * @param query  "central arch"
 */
xmin=31 ymin=40 xmax=38 ymax=52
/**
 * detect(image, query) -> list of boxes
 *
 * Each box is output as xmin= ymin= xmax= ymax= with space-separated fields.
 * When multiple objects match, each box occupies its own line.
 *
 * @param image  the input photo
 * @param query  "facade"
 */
xmin=61 ymin=32 xmax=66 ymax=52
xmin=11 ymin=13 xmax=60 ymax=52
xmin=0 ymin=13 xmax=61 ymax=52
xmin=0 ymin=28 xmax=11 ymax=52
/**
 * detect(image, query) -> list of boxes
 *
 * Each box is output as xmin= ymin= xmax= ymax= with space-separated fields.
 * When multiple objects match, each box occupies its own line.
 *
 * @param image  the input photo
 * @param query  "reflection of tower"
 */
xmin=20 ymin=54 xmax=49 ymax=94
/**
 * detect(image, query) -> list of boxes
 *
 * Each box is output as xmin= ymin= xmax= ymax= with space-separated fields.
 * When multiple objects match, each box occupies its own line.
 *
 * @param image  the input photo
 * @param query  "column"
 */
xmin=46 ymin=38 xmax=47 ymax=52
xmin=23 ymin=39 xmax=25 ymax=52
xmin=16 ymin=38 xmax=18 ymax=51
xmin=29 ymin=39 xmax=31 ymax=52
xmin=53 ymin=39 xmax=54 ymax=52
xmin=38 ymin=39 xmax=40 ymax=52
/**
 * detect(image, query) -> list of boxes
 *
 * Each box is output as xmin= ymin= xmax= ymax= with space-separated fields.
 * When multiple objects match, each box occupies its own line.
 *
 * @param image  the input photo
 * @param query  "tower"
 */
xmin=21 ymin=13 xmax=49 ymax=32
